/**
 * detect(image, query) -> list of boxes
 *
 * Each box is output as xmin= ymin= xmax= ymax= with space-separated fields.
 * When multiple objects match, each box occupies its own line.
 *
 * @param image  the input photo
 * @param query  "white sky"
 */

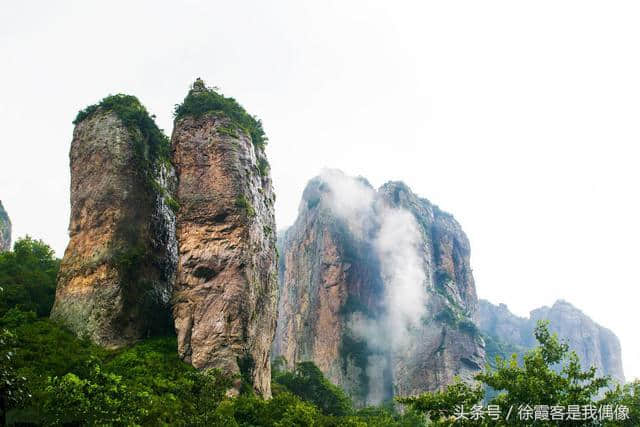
xmin=1 ymin=1 xmax=638 ymax=380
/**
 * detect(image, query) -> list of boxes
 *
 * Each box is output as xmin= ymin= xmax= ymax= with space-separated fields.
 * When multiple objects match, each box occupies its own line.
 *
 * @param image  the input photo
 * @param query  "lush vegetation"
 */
xmin=1 ymin=237 xmax=637 ymax=425
xmin=399 ymin=321 xmax=639 ymax=426
xmin=174 ymin=79 xmax=268 ymax=150
xmin=0 ymin=237 xmax=59 ymax=317
xmin=0 ymin=237 xmax=422 ymax=426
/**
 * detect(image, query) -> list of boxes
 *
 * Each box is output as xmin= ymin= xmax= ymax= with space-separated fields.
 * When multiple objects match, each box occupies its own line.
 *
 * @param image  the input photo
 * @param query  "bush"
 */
xmin=273 ymin=361 xmax=353 ymax=417
xmin=174 ymin=79 xmax=268 ymax=150
xmin=236 ymin=195 xmax=256 ymax=218
xmin=0 ymin=237 xmax=60 ymax=317
xmin=73 ymin=94 xmax=170 ymax=168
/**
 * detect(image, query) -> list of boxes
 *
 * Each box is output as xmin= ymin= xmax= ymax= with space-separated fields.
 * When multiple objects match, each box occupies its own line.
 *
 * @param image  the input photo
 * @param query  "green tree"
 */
xmin=476 ymin=321 xmax=609 ymax=425
xmin=0 ymin=236 xmax=60 ymax=317
xmin=396 ymin=379 xmax=483 ymax=425
xmin=600 ymin=380 xmax=640 ymax=426
xmin=0 ymin=328 xmax=30 ymax=426
xmin=398 ymin=321 xmax=616 ymax=426
xmin=273 ymin=361 xmax=353 ymax=417
xmin=43 ymin=359 xmax=150 ymax=426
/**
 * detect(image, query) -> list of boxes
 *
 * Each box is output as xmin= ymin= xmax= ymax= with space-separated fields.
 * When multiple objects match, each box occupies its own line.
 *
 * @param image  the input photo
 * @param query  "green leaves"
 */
xmin=0 ymin=236 xmax=60 ymax=317
xmin=44 ymin=361 xmax=151 ymax=425
xmin=399 ymin=321 xmax=620 ymax=426
xmin=73 ymin=94 xmax=172 ymax=201
xmin=273 ymin=361 xmax=354 ymax=417
xmin=174 ymin=80 xmax=268 ymax=150
xmin=396 ymin=379 xmax=483 ymax=424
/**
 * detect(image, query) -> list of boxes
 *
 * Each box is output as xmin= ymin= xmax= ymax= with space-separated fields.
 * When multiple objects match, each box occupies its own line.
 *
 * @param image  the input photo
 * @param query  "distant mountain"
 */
xmin=0 ymin=200 xmax=10 ymax=252
xmin=273 ymin=170 xmax=484 ymax=406
xmin=475 ymin=299 xmax=625 ymax=384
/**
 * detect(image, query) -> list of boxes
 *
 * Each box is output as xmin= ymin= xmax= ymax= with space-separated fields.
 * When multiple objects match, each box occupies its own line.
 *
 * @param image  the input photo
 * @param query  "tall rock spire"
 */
xmin=51 ymin=95 xmax=178 ymax=347
xmin=171 ymin=80 xmax=278 ymax=397
xmin=0 ymin=200 xmax=11 ymax=252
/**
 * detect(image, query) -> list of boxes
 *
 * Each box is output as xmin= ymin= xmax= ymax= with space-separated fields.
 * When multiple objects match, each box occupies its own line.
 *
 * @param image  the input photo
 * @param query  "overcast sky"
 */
xmin=1 ymin=1 xmax=638 ymax=380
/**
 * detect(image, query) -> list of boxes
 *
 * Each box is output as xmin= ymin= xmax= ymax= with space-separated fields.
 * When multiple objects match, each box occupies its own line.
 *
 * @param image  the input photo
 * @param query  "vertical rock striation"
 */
xmin=171 ymin=80 xmax=278 ymax=397
xmin=475 ymin=299 xmax=625 ymax=384
xmin=51 ymin=95 xmax=177 ymax=348
xmin=0 ymin=201 xmax=11 ymax=252
xmin=273 ymin=170 xmax=484 ymax=406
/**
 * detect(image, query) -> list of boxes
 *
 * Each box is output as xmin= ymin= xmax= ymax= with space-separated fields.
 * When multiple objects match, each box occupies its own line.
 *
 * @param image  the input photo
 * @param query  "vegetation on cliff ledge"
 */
xmin=73 ymin=94 xmax=171 ymax=167
xmin=174 ymin=79 xmax=268 ymax=150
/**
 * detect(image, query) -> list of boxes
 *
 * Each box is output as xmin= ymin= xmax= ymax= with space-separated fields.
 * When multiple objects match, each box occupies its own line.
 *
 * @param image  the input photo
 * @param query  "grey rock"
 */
xmin=0 ymin=201 xmax=10 ymax=252
xmin=475 ymin=299 xmax=625 ymax=384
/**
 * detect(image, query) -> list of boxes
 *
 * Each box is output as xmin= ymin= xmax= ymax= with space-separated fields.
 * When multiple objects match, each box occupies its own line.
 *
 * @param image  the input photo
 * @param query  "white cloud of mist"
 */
xmin=319 ymin=170 xmax=428 ymax=404
xmin=320 ymin=169 xmax=375 ymax=238
xmin=374 ymin=206 xmax=427 ymax=347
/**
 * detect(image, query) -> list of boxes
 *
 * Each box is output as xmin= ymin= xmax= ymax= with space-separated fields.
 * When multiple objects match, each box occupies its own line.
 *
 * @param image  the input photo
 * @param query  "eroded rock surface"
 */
xmin=51 ymin=98 xmax=177 ymax=348
xmin=0 ymin=201 xmax=11 ymax=252
xmin=171 ymin=82 xmax=278 ymax=397
xmin=273 ymin=171 xmax=484 ymax=405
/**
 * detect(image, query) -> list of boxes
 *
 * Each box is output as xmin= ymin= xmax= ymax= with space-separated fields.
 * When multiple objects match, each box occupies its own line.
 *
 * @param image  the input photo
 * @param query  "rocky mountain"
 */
xmin=51 ymin=95 xmax=178 ymax=348
xmin=171 ymin=80 xmax=278 ymax=397
xmin=0 ymin=200 xmax=10 ymax=252
xmin=273 ymin=170 xmax=484 ymax=406
xmin=51 ymin=81 xmax=279 ymax=398
xmin=475 ymin=299 xmax=625 ymax=384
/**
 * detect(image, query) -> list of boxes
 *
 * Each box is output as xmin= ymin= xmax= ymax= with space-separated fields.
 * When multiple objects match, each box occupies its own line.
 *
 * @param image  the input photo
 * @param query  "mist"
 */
xmin=319 ymin=170 xmax=429 ymax=404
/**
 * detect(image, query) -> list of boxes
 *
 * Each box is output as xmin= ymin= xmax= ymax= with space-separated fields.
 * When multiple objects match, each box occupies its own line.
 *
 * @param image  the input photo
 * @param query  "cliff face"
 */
xmin=273 ymin=170 xmax=484 ymax=405
xmin=0 ymin=201 xmax=10 ymax=252
xmin=171 ymin=82 xmax=278 ymax=397
xmin=475 ymin=299 xmax=625 ymax=384
xmin=51 ymin=96 xmax=177 ymax=348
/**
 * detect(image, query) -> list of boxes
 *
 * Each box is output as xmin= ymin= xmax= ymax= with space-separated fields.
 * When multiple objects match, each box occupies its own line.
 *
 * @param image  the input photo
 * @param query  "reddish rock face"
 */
xmin=51 ymin=108 xmax=177 ymax=348
xmin=171 ymin=112 xmax=278 ymax=397
xmin=274 ymin=171 xmax=484 ymax=406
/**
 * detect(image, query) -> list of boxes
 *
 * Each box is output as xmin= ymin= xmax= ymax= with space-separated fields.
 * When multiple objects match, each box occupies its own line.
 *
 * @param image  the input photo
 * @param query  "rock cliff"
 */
xmin=0 ymin=201 xmax=10 ymax=252
xmin=273 ymin=170 xmax=484 ymax=405
xmin=171 ymin=80 xmax=278 ymax=397
xmin=475 ymin=299 xmax=625 ymax=384
xmin=51 ymin=95 xmax=177 ymax=348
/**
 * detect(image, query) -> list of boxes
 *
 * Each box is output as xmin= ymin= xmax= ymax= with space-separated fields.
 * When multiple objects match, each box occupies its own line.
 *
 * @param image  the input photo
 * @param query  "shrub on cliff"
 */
xmin=73 ymin=93 xmax=171 ymax=167
xmin=174 ymin=79 xmax=268 ymax=150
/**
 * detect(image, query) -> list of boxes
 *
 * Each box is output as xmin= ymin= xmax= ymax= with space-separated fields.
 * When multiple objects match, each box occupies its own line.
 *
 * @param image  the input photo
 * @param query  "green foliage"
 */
xmin=174 ymin=80 xmax=268 ymax=150
xmin=434 ymin=268 xmax=453 ymax=293
xmin=273 ymin=361 xmax=354 ymax=417
xmin=0 ymin=327 xmax=30 ymax=425
xmin=236 ymin=195 xmax=256 ymax=218
xmin=0 ymin=236 xmax=60 ymax=317
xmin=258 ymin=157 xmax=270 ymax=177
xmin=3 ymin=312 xmax=238 ymax=425
xmin=73 ymin=94 xmax=170 ymax=168
xmin=434 ymin=305 xmax=458 ymax=325
xmin=43 ymin=361 xmax=150 ymax=425
xmin=475 ymin=321 xmax=610 ymax=425
xmin=396 ymin=379 xmax=483 ymax=425
xmin=600 ymin=380 xmax=640 ymax=426
xmin=166 ymin=195 xmax=181 ymax=214
xmin=457 ymin=318 xmax=478 ymax=336
xmin=400 ymin=321 xmax=620 ymax=426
